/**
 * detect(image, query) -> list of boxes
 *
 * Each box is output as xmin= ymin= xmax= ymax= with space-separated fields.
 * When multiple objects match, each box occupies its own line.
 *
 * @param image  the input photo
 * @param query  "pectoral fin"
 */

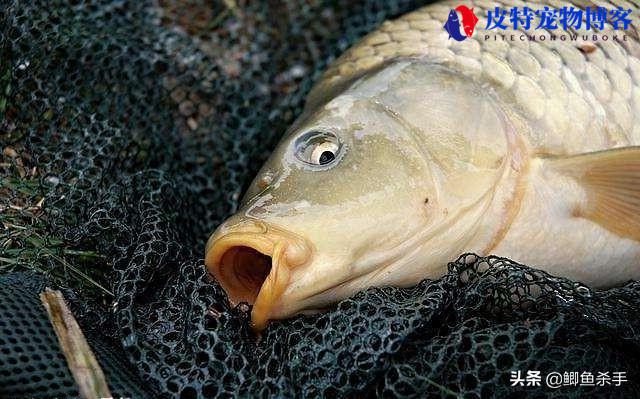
xmin=545 ymin=146 xmax=640 ymax=241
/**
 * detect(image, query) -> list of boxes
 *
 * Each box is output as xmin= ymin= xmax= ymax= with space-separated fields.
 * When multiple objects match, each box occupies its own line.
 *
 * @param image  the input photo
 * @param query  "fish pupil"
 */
xmin=319 ymin=151 xmax=335 ymax=165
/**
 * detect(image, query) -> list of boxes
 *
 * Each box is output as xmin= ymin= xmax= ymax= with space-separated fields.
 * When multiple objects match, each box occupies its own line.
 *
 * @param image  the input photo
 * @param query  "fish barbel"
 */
xmin=206 ymin=0 xmax=640 ymax=330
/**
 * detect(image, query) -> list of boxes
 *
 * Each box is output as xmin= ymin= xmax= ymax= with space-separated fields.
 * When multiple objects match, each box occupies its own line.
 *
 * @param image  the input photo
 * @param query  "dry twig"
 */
xmin=40 ymin=289 xmax=111 ymax=399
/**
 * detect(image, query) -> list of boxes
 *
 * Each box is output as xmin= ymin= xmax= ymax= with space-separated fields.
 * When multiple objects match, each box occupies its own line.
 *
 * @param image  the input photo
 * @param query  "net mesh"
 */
xmin=1 ymin=1 xmax=640 ymax=398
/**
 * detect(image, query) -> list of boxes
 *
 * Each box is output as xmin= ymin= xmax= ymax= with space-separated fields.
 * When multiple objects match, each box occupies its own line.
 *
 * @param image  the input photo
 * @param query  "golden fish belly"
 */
xmin=493 ymin=157 xmax=640 ymax=287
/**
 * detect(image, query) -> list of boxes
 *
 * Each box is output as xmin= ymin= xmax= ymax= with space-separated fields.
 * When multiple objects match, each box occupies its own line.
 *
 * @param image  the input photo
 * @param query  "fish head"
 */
xmin=443 ymin=10 xmax=457 ymax=32
xmin=446 ymin=9 xmax=459 ymax=24
xmin=465 ymin=11 xmax=479 ymax=36
xmin=205 ymin=62 xmax=512 ymax=330
xmin=462 ymin=22 xmax=472 ymax=37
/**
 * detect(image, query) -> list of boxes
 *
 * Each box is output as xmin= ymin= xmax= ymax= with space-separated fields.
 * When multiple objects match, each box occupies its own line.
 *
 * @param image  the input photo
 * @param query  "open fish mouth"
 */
xmin=204 ymin=220 xmax=312 ymax=331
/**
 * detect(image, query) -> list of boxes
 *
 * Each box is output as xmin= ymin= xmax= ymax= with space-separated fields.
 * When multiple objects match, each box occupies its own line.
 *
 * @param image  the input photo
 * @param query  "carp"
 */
xmin=206 ymin=1 xmax=640 ymax=330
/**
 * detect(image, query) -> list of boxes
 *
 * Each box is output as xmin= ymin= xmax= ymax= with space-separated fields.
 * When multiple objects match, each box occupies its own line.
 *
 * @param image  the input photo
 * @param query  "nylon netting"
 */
xmin=1 ymin=1 xmax=640 ymax=398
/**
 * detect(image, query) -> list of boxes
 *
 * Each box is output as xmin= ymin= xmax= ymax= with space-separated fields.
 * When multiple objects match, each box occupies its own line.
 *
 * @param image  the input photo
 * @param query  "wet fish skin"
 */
xmin=206 ymin=0 xmax=640 ymax=330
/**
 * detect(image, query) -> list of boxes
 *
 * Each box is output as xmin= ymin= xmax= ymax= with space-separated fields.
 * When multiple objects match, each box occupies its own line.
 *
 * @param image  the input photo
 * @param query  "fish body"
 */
xmin=206 ymin=0 xmax=640 ymax=330
xmin=455 ymin=5 xmax=478 ymax=37
xmin=443 ymin=9 xmax=468 ymax=41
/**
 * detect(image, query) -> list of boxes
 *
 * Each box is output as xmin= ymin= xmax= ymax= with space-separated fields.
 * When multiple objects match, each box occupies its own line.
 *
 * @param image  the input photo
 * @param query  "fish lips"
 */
xmin=204 ymin=220 xmax=313 ymax=331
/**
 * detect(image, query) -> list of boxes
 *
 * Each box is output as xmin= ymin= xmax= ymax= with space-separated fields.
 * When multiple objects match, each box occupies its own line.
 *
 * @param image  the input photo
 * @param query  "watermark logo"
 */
xmin=444 ymin=5 xmax=633 ymax=42
xmin=443 ymin=6 xmax=479 ymax=42
xmin=509 ymin=370 xmax=628 ymax=388
xmin=485 ymin=6 xmax=632 ymax=31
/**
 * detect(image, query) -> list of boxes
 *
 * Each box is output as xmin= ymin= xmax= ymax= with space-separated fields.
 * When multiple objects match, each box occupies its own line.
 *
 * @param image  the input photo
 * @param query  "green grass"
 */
xmin=0 ymin=167 xmax=113 ymax=299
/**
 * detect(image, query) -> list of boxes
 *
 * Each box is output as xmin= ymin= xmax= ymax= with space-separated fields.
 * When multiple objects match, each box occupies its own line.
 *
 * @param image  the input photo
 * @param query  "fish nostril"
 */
xmin=218 ymin=246 xmax=272 ymax=305
xmin=257 ymin=172 xmax=274 ymax=189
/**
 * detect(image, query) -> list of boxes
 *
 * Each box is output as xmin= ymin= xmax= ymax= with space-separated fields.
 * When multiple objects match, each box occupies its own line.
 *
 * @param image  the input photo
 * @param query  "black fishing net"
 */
xmin=1 ymin=1 xmax=639 ymax=398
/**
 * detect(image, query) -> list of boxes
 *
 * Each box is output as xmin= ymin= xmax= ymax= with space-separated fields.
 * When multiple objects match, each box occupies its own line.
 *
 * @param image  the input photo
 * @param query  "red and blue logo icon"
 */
xmin=443 ymin=5 xmax=479 ymax=41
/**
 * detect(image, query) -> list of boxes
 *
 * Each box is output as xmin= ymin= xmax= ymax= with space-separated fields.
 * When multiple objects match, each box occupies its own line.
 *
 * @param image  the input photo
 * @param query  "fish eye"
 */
xmin=294 ymin=131 xmax=343 ymax=167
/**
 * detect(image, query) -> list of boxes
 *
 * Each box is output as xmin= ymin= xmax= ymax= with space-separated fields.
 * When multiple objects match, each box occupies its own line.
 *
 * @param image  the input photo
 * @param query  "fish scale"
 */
xmin=308 ymin=0 xmax=640 ymax=154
